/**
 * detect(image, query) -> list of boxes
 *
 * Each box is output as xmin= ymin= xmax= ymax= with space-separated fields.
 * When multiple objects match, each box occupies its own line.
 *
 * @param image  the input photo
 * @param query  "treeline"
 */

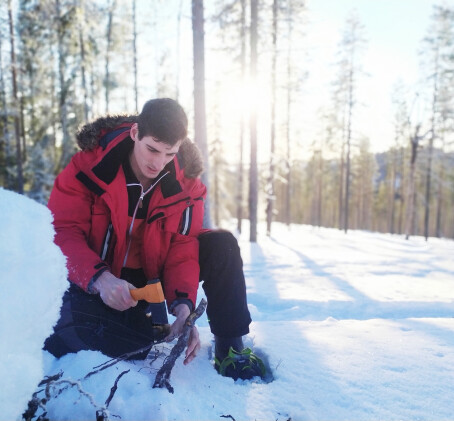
xmin=1 ymin=0 xmax=454 ymax=241
xmin=221 ymin=145 xmax=454 ymax=239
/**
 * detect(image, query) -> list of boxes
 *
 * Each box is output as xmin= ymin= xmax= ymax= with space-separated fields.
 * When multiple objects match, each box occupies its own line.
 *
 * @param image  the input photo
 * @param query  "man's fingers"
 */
xmin=100 ymin=281 xmax=137 ymax=311
xmin=184 ymin=340 xmax=201 ymax=365
xmin=184 ymin=327 xmax=201 ymax=365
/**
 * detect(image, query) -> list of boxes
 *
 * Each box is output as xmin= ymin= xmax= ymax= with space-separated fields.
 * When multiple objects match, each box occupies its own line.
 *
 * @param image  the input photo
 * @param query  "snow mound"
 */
xmin=0 ymin=188 xmax=68 ymax=420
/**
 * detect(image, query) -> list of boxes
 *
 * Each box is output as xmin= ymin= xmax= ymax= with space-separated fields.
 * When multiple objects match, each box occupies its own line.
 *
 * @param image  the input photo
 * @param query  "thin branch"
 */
xmin=153 ymin=298 xmax=207 ymax=393
xmin=105 ymin=369 xmax=130 ymax=408
xmin=85 ymin=338 xmax=167 ymax=380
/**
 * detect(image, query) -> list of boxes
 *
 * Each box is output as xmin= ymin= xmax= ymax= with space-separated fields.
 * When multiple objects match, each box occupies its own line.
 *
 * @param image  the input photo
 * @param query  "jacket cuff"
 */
xmin=86 ymin=267 xmax=109 ymax=294
xmin=168 ymin=298 xmax=194 ymax=315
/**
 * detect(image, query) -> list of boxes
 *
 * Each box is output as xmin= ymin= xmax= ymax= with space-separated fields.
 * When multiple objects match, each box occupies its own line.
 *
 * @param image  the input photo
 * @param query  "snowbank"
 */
xmin=0 ymin=189 xmax=68 ymax=420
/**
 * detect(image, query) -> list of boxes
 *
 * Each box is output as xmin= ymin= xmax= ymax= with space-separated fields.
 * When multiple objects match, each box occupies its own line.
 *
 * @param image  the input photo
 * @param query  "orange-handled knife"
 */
xmin=130 ymin=278 xmax=168 ymax=324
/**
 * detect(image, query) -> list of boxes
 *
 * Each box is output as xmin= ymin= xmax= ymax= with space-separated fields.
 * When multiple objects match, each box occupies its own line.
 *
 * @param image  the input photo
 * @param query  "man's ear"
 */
xmin=130 ymin=123 xmax=139 ymax=141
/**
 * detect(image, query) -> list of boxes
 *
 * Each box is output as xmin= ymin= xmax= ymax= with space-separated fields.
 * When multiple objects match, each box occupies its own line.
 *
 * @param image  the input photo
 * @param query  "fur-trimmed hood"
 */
xmin=76 ymin=114 xmax=204 ymax=179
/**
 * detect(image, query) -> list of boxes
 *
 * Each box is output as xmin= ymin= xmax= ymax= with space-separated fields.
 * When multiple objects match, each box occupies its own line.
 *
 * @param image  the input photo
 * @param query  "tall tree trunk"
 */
xmin=132 ymin=0 xmax=138 ymax=112
xmin=56 ymin=0 xmax=72 ymax=171
xmin=236 ymin=0 xmax=246 ymax=234
xmin=78 ymin=0 xmax=89 ymax=121
xmin=343 ymin=51 xmax=354 ymax=233
xmin=397 ymin=146 xmax=405 ymax=234
xmin=284 ymin=1 xmax=292 ymax=227
xmin=175 ymin=0 xmax=183 ymax=102
xmin=389 ymin=146 xmax=398 ymax=234
xmin=424 ymin=48 xmax=439 ymax=241
xmin=7 ymin=0 xmax=24 ymax=193
xmin=0 ymin=36 xmax=11 ymax=187
xmin=266 ymin=0 xmax=278 ymax=236
xmin=405 ymin=125 xmax=421 ymax=240
xmin=192 ymin=0 xmax=212 ymax=228
xmin=20 ymin=95 xmax=26 ymax=161
xmin=435 ymin=138 xmax=445 ymax=238
xmin=105 ymin=0 xmax=116 ymax=114
xmin=249 ymin=0 xmax=258 ymax=241
xmin=338 ymin=139 xmax=345 ymax=229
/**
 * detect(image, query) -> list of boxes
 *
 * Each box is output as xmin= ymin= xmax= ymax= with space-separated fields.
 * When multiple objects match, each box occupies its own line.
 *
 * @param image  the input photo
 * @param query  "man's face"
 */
xmin=130 ymin=123 xmax=181 ymax=182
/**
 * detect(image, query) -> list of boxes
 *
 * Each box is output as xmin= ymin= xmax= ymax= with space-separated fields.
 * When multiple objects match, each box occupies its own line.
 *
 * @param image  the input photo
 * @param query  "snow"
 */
xmin=0 ymin=189 xmax=68 ymax=421
xmin=1 ymin=187 xmax=454 ymax=421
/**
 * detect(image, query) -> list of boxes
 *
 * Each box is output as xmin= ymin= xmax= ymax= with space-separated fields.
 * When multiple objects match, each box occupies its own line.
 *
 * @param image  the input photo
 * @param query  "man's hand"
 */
xmin=165 ymin=303 xmax=201 ymax=365
xmin=93 ymin=271 xmax=138 ymax=311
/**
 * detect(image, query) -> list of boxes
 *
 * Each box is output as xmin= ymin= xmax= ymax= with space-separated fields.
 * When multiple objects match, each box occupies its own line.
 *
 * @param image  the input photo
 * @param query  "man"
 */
xmin=44 ymin=98 xmax=264 ymax=380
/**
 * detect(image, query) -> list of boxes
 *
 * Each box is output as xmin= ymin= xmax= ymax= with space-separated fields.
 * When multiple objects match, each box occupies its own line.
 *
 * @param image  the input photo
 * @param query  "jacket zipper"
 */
xmin=122 ymin=172 xmax=169 ymax=268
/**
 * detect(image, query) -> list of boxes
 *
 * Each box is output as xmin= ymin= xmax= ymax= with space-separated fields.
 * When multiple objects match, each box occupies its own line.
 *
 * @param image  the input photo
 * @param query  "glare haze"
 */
xmin=131 ymin=0 xmax=452 ymax=156
xmin=303 ymin=0 xmax=453 ymax=152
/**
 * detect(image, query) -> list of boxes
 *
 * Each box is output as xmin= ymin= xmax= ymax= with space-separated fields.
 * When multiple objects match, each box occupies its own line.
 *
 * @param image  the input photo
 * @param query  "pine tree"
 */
xmin=420 ymin=5 xmax=454 ymax=239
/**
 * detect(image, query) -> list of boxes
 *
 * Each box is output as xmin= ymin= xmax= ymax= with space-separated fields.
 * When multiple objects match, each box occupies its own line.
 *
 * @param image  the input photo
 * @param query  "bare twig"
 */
xmin=44 ymin=379 xmax=100 ymax=408
xmin=23 ymin=372 xmax=65 ymax=420
xmin=38 ymin=371 xmax=64 ymax=386
xmin=96 ymin=369 xmax=130 ymax=421
xmin=105 ymin=369 xmax=130 ymax=408
xmin=220 ymin=415 xmax=236 ymax=421
xmin=153 ymin=298 xmax=207 ymax=393
xmin=84 ymin=338 xmax=167 ymax=380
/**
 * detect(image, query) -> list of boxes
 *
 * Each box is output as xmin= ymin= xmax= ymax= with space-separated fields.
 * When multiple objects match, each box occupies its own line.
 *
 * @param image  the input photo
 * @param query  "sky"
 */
xmin=302 ymin=0 xmax=454 ymax=153
xmin=109 ymin=0 xmax=454 ymax=160
xmin=2 ymin=187 xmax=454 ymax=421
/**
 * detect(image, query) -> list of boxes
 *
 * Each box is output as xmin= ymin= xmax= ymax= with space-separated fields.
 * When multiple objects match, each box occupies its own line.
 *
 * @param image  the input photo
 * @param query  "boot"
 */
xmin=214 ymin=336 xmax=265 ymax=381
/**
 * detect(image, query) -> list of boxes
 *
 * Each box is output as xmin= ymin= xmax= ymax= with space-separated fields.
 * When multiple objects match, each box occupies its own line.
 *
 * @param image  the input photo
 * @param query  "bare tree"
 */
xmin=78 ymin=0 xmax=90 ymax=120
xmin=56 ymin=0 xmax=75 ymax=170
xmin=389 ymin=81 xmax=410 ymax=234
xmin=249 ymin=0 xmax=258 ymax=242
xmin=405 ymin=124 xmax=430 ymax=240
xmin=237 ymin=0 xmax=246 ymax=234
xmin=104 ymin=0 xmax=116 ymax=114
xmin=420 ymin=5 xmax=454 ymax=239
xmin=265 ymin=0 xmax=278 ymax=236
xmin=192 ymin=0 xmax=212 ymax=228
xmin=423 ymin=48 xmax=438 ymax=240
xmin=132 ymin=0 xmax=138 ymax=113
xmin=175 ymin=0 xmax=183 ymax=102
xmin=7 ymin=0 xmax=24 ymax=193
xmin=340 ymin=13 xmax=366 ymax=233
xmin=0 ymin=34 xmax=11 ymax=188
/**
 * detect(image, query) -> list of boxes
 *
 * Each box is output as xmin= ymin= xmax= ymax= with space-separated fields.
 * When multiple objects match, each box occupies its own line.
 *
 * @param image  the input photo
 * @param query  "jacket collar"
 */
xmin=91 ymin=135 xmax=183 ymax=199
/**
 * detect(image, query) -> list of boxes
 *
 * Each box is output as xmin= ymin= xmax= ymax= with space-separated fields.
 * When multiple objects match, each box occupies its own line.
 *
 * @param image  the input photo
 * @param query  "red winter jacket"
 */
xmin=48 ymin=116 xmax=206 ymax=310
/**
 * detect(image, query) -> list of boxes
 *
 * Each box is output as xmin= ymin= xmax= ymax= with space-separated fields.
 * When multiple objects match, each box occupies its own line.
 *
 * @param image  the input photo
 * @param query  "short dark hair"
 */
xmin=137 ymin=98 xmax=188 ymax=145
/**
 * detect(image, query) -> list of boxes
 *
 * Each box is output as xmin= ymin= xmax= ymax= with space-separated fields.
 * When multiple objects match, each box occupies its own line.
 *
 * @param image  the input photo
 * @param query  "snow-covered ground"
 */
xmin=2 ymin=188 xmax=454 ymax=421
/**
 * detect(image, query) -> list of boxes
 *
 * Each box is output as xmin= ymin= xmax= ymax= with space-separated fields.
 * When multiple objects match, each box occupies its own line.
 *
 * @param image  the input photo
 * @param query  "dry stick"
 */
xmin=105 ymin=369 xmax=130 ymax=408
xmin=84 ymin=338 xmax=168 ymax=380
xmin=44 ymin=379 xmax=101 ymax=409
xmin=96 ymin=369 xmax=131 ymax=421
xmin=153 ymin=298 xmax=207 ymax=393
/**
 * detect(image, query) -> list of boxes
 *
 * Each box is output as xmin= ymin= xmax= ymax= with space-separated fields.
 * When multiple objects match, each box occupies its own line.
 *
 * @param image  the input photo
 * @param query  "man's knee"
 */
xmin=199 ymin=230 xmax=240 ymax=259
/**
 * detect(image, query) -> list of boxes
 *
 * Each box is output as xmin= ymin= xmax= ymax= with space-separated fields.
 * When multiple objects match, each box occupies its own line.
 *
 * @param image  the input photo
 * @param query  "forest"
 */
xmin=1 ymin=0 xmax=453 ymax=241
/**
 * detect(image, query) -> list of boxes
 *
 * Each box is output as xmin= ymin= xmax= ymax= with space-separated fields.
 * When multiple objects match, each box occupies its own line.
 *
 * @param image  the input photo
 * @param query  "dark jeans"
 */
xmin=44 ymin=230 xmax=252 ymax=359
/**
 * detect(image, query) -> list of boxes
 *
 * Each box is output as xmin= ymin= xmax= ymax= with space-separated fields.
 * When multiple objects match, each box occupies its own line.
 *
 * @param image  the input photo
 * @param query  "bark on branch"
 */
xmin=153 ymin=298 xmax=207 ymax=393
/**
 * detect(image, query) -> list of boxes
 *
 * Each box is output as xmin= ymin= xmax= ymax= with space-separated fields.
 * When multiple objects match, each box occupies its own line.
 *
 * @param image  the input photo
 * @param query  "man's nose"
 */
xmin=156 ymin=154 xmax=168 ymax=170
